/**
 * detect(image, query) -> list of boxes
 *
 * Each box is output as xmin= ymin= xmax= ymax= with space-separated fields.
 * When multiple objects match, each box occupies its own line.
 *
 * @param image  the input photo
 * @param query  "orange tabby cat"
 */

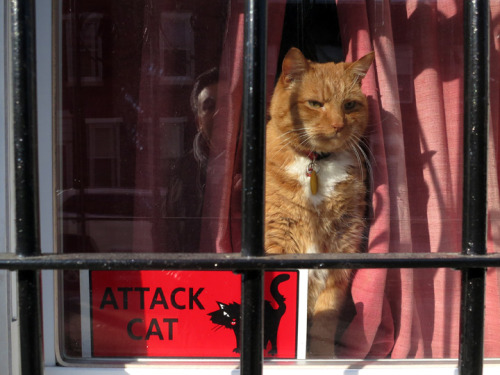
xmin=265 ymin=48 xmax=374 ymax=357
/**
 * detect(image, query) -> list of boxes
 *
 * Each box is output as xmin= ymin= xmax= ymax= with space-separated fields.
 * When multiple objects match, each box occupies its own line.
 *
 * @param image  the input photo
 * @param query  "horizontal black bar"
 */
xmin=2 ymin=252 xmax=500 ymax=271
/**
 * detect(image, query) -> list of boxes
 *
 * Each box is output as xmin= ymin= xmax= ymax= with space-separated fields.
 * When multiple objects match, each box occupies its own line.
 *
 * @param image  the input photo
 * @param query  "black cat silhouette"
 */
xmin=208 ymin=273 xmax=290 ymax=355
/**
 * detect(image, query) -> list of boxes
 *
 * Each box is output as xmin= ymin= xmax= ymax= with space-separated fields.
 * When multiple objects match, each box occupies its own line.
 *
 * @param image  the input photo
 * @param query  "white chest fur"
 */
xmin=286 ymin=150 xmax=354 ymax=206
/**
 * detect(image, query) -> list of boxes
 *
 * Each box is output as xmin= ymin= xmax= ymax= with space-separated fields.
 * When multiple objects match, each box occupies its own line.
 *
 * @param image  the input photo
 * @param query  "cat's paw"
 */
xmin=233 ymin=348 xmax=240 ymax=354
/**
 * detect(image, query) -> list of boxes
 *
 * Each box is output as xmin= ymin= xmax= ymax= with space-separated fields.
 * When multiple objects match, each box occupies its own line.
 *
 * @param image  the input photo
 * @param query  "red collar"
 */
xmin=305 ymin=151 xmax=331 ymax=161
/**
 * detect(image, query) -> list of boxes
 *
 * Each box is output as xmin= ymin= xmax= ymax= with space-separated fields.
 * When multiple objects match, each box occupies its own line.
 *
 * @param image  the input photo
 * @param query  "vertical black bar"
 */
xmin=241 ymin=0 xmax=267 ymax=374
xmin=460 ymin=1 xmax=489 ymax=374
xmin=9 ymin=0 xmax=43 ymax=374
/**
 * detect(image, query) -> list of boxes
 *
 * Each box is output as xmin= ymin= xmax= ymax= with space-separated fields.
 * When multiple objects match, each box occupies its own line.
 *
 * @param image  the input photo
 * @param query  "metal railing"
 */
xmin=2 ymin=0 xmax=491 ymax=374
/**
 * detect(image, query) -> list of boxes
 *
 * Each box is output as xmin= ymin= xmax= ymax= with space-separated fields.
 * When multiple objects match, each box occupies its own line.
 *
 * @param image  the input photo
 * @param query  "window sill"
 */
xmin=43 ymin=359 xmax=500 ymax=375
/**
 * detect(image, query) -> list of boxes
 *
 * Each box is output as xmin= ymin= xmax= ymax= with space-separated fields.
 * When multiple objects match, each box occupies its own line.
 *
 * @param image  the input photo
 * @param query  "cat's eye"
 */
xmin=308 ymin=100 xmax=323 ymax=108
xmin=344 ymin=101 xmax=357 ymax=111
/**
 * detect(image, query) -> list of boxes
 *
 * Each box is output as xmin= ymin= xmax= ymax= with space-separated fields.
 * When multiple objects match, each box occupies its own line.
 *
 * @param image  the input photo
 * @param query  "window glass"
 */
xmin=54 ymin=0 xmax=500 ymax=364
xmin=57 ymin=0 xmax=232 ymax=255
xmin=56 ymin=0 xmax=235 ymax=359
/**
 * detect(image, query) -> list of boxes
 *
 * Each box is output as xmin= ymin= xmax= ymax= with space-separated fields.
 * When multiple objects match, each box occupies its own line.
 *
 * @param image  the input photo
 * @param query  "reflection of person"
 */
xmin=190 ymin=67 xmax=219 ymax=168
xmin=164 ymin=68 xmax=219 ymax=252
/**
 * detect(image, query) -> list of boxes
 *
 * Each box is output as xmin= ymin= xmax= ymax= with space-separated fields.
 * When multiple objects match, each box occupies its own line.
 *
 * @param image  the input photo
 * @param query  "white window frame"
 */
xmin=0 ymin=0 xmax=499 ymax=374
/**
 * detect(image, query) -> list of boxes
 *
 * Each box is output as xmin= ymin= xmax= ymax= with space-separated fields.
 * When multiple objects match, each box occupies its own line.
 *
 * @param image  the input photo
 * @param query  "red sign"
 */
xmin=90 ymin=270 xmax=298 ymax=358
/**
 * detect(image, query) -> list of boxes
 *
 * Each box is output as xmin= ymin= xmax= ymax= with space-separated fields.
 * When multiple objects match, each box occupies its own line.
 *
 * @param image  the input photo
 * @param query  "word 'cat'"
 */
xmin=208 ymin=274 xmax=290 ymax=355
xmin=265 ymin=47 xmax=374 ymax=358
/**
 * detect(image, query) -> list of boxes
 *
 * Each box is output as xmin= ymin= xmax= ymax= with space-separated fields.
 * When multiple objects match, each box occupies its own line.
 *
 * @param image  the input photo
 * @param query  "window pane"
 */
xmin=54 ymin=0 xmax=500 ymax=365
xmin=55 ymin=0 xmax=238 ymax=359
xmin=56 ymin=0 xmax=234 ymax=256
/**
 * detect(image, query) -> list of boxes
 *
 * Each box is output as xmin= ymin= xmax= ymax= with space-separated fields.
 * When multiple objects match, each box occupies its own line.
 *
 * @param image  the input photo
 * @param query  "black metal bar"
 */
xmin=9 ymin=0 xmax=43 ymax=374
xmin=242 ymin=0 xmax=267 ymax=252
xmin=2 ymin=252 xmax=500 ymax=271
xmin=459 ymin=0 xmax=489 ymax=374
xmin=241 ymin=0 xmax=267 ymax=373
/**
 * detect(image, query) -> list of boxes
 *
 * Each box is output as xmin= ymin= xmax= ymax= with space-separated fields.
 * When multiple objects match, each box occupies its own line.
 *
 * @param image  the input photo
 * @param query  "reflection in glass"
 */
xmin=56 ymin=0 xmax=232 ymax=358
xmin=57 ymin=1 xmax=229 ymax=256
xmin=54 ymin=0 xmax=500 ymax=363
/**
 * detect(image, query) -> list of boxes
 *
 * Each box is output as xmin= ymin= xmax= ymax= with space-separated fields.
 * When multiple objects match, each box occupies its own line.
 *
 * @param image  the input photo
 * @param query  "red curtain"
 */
xmin=335 ymin=0 xmax=500 ymax=359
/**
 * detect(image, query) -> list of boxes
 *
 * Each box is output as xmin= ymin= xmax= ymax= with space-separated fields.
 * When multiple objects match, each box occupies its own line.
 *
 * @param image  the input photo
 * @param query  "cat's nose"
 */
xmin=329 ymin=113 xmax=344 ymax=131
xmin=331 ymin=122 xmax=344 ymax=132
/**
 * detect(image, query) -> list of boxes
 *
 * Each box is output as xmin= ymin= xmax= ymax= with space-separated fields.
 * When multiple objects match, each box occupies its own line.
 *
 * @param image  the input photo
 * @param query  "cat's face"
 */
xmin=208 ymin=302 xmax=240 ymax=329
xmin=271 ymin=48 xmax=374 ymax=154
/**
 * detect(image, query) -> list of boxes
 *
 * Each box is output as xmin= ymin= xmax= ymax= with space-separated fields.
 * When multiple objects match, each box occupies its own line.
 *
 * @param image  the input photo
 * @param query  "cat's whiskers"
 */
xmin=276 ymin=136 xmax=294 ymax=154
xmin=298 ymin=133 xmax=315 ymax=148
xmin=274 ymin=131 xmax=297 ymax=153
xmin=275 ymin=128 xmax=311 ymax=154
xmin=351 ymin=133 xmax=376 ymax=166
xmin=296 ymin=130 xmax=313 ymax=142
xmin=361 ymin=127 xmax=377 ymax=136
xmin=283 ymin=128 xmax=315 ymax=153
xmin=348 ymin=134 xmax=374 ymax=189
xmin=350 ymin=133 xmax=376 ymax=171
xmin=277 ymin=128 xmax=304 ymax=140
xmin=347 ymin=138 xmax=365 ymax=182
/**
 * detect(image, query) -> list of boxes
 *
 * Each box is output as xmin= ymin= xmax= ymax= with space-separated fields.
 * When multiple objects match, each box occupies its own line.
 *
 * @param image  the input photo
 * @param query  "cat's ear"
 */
xmin=282 ymin=47 xmax=308 ymax=86
xmin=348 ymin=52 xmax=375 ymax=80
